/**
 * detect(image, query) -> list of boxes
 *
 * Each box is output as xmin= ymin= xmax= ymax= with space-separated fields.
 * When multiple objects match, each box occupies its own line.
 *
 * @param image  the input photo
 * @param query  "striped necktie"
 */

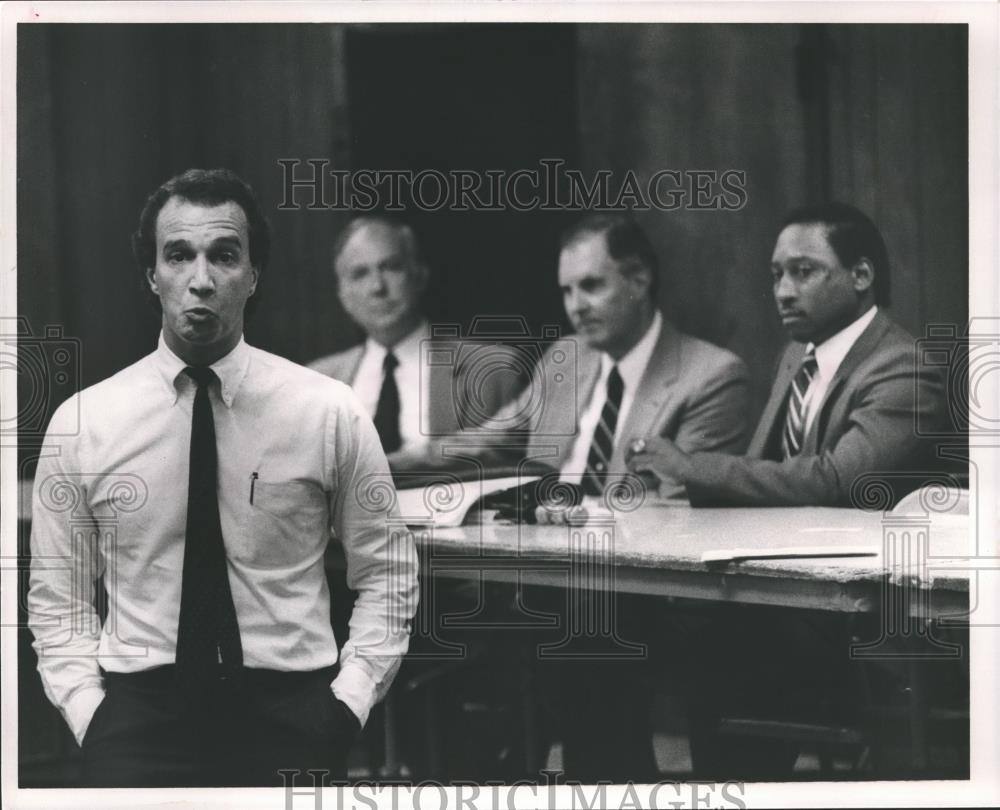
xmin=581 ymin=365 xmax=624 ymax=496
xmin=781 ymin=348 xmax=818 ymax=459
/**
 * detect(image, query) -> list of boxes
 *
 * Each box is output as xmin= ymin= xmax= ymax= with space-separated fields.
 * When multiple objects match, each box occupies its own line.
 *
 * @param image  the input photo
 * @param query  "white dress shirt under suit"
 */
xmin=560 ymin=310 xmax=663 ymax=483
xmin=351 ymin=322 xmax=430 ymax=452
xmin=28 ymin=335 xmax=418 ymax=744
xmin=800 ymin=305 xmax=878 ymax=435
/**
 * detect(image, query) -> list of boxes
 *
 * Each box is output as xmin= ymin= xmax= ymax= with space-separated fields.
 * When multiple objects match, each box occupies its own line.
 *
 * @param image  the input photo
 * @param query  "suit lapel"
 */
xmin=802 ymin=310 xmax=891 ymax=452
xmin=748 ymin=342 xmax=804 ymax=459
xmin=541 ymin=340 xmax=601 ymax=468
xmin=426 ymin=340 xmax=452 ymax=434
xmin=343 ymin=345 xmax=365 ymax=385
xmin=612 ymin=320 xmax=680 ymax=470
xmin=575 ymin=344 xmax=602 ymax=424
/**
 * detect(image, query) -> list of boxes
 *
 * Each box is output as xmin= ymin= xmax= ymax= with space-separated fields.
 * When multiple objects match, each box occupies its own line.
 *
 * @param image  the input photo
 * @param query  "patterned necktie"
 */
xmin=373 ymin=352 xmax=402 ymax=453
xmin=175 ymin=366 xmax=243 ymax=693
xmin=581 ymin=366 xmax=624 ymax=496
xmin=781 ymin=348 xmax=818 ymax=459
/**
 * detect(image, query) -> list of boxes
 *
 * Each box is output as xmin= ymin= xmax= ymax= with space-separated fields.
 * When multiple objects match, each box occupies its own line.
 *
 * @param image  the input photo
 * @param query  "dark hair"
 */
xmin=331 ymin=215 xmax=424 ymax=269
xmin=559 ymin=214 xmax=661 ymax=300
xmin=781 ymin=202 xmax=890 ymax=307
xmin=132 ymin=168 xmax=270 ymax=313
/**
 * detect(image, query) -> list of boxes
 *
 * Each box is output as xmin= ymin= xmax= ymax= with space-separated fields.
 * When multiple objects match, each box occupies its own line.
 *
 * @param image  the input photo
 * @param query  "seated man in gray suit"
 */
xmin=626 ymin=202 xmax=947 ymax=506
xmin=626 ymin=202 xmax=952 ymax=778
xmin=310 ymin=216 xmax=523 ymax=464
xmin=490 ymin=213 xmax=751 ymax=501
xmin=492 ymin=214 xmax=752 ymax=782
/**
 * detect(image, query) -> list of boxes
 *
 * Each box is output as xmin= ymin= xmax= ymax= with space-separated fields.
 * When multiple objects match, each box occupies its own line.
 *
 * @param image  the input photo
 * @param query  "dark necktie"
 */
xmin=372 ymin=352 xmax=402 ymax=453
xmin=175 ymin=366 xmax=243 ymax=693
xmin=581 ymin=366 xmax=624 ymax=496
xmin=781 ymin=348 xmax=818 ymax=459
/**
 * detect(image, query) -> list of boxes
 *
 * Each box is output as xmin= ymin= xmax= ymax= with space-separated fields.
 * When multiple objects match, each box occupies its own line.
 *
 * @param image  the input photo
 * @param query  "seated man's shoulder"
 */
xmin=873 ymin=313 xmax=919 ymax=356
xmin=674 ymin=329 xmax=749 ymax=378
xmin=844 ymin=313 xmax=921 ymax=376
xmin=306 ymin=344 xmax=363 ymax=381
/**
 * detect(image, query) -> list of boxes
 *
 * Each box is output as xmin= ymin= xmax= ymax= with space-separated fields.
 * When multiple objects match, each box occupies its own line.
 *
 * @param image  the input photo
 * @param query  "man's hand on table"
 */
xmin=625 ymin=436 xmax=693 ymax=491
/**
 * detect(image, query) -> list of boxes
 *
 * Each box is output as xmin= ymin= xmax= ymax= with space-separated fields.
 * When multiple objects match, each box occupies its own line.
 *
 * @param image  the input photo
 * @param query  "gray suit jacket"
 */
xmin=488 ymin=318 xmax=751 ymax=499
xmin=308 ymin=338 xmax=525 ymax=437
xmin=684 ymin=311 xmax=949 ymax=506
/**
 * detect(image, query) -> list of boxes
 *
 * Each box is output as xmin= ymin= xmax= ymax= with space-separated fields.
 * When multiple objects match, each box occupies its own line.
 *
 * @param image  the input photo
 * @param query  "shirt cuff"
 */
xmin=64 ymin=685 xmax=106 ymax=746
xmin=331 ymin=664 xmax=377 ymax=728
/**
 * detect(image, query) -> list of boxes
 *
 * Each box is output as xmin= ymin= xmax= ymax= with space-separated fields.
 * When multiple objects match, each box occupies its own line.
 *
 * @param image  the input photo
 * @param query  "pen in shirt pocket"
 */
xmin=249 ymin=471 xmax=258 ymax=505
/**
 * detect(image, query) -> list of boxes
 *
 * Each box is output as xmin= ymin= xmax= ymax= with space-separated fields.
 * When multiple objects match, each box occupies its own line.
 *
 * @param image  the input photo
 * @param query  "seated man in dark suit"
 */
xmin=310 ymin=215 xmax=523 ymax=463
xmin=626 ymin=202 xmax=947 ymax=505
xmin=309 ymin=216 xmax=529 ymax=778
xmin=626 ymin=202 xmax=951 ymax=778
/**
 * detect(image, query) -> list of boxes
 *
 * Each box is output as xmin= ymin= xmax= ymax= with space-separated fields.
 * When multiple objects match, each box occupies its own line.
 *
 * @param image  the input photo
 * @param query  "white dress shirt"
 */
xmin=560 ymin=310 xmax=663 ymax=482
xmin=351 ymin=322 xmax=429 ymax=452
xmin=801 ymin=305 xmax=878 ymax=434
xmin=28 ymin=335 xmax=418 ymax=744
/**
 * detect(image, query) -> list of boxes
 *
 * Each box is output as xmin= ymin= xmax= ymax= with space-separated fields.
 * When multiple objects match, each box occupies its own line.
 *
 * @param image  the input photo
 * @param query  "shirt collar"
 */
xmin=599 ymin=309 xmax=663 ymax=393
xmin=154 ymin=332 xmax=251 ymax=408
xmin=363 ymin=320 xmax=428 ymax=367
xmin=810 ymin=305 xmax=878 ymax=381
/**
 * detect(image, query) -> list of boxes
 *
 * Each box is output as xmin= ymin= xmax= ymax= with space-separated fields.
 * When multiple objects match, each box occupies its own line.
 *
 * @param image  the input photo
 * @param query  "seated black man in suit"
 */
xmin=626 ymin=202 xmax=947 ymax=506
xmin=626 ymin=202 xmax=951 ymax=779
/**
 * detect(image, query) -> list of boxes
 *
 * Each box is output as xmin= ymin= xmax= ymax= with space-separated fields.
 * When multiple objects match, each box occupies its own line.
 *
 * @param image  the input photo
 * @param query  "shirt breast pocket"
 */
xmin=240 ymin=478 xmax=330 ymax=568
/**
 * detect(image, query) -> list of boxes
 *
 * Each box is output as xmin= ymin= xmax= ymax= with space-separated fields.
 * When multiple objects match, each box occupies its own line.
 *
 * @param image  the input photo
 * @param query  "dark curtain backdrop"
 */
xmin=15 ymin=21 xmax=970 ymax=783
xmin=576 ymin=23 xmax=968 ymax=404
xmin=19 ymin=22 xmax=968 ymax=412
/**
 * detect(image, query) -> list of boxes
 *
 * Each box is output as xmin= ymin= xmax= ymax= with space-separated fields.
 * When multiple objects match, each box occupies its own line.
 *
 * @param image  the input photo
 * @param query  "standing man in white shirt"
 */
xmin=28 ymin=169 xmax=418 ymax=787
xmin=309 ymin=216 xmax=523 ymax=464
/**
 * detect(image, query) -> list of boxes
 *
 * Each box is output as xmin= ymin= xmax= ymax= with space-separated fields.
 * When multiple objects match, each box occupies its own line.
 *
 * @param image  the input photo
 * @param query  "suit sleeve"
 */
xmin=652 ymin=353 xmax=752 ymax=500
xmin=683 ymin=350 xmax=946 ymax=507
xmin=480 ymin=344 xmax=530 ymax=421
xmin=435 ymin=346 xmax=547 ymax=467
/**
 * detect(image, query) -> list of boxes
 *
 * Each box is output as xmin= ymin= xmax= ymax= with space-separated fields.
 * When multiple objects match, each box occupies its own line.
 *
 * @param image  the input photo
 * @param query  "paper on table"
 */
xmin=701 ymin=545 xmax=879 ymax=564
xmin=394 ymin=476 xmax=540 ymax=527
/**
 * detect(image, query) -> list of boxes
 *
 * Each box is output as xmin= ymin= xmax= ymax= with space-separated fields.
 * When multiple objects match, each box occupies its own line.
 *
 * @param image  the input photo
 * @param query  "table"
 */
xmin=369 ymin=501 xmax=971 ymax=777
xmin=398 ymin=503 xmax=970 ymax=620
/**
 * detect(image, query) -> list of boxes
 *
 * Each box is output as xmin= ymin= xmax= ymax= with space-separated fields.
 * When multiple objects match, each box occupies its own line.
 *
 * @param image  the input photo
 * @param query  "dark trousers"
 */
xmin=81 ymin=665 xmax=359 ymax=787
xmin=531 ymin=588 xmax=661 ymax=784
xmin=676 ymin=604 xmax=862 ymax=780
xmin=538 ymin=657 xmax=659 ymax=783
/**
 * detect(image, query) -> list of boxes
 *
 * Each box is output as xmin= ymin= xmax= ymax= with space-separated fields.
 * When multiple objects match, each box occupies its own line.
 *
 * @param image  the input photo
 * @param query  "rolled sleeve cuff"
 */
xmin=64 ymin=685 xmax=106 ymax=746
xmin=331 ymin=664 xmax=377 ymax=728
